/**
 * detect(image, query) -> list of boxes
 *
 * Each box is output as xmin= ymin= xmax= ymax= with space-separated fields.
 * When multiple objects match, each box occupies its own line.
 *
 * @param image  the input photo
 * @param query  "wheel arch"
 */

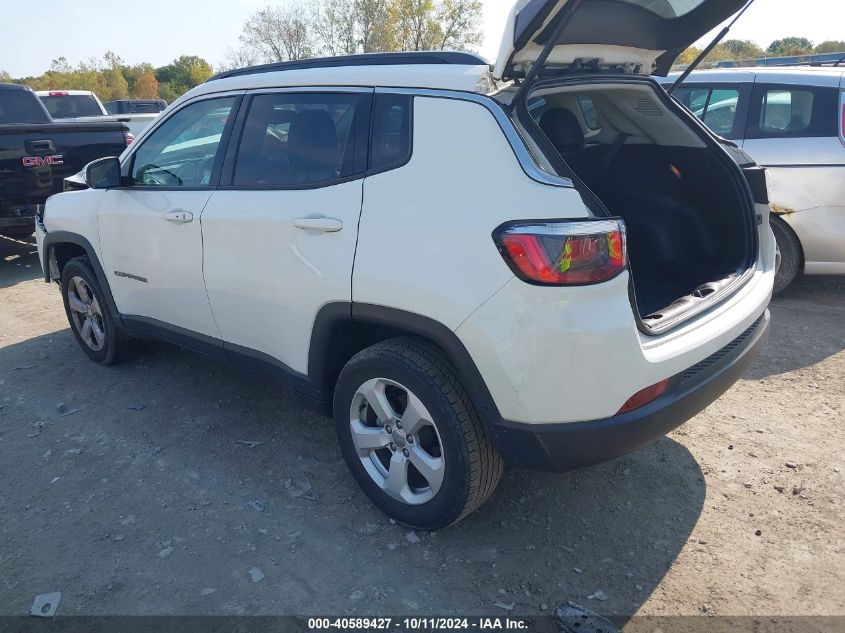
xmin=42 ymin=231 xmax=122 ymax=324
xmin=309 ymin=303 xmax=500 ymax=422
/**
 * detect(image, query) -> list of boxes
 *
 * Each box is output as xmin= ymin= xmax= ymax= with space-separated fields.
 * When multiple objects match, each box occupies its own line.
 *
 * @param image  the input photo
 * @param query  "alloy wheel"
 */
xmin=349 ymin=377 xmax=445 ymax=505
xmin=67 ymin=276 xmax=106 ymax=352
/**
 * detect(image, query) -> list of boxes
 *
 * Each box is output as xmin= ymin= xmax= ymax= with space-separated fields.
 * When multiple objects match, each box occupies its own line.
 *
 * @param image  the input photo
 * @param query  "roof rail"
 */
xmin=208 ymin=52 xmax=489 ymax=82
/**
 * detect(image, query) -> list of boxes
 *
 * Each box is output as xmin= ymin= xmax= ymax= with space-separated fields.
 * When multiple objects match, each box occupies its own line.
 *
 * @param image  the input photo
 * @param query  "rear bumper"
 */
xmin=487 ymin=310 xmax=769 ymax=472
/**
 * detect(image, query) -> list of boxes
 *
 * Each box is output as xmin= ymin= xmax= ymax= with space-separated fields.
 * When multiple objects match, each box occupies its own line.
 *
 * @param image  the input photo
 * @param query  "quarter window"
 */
xmin=233 ymin=93 xmax=364 ymax=187
xmin=130 ymin=97 xmax=236 ymax=187
xmin=747 ymin=84 xmax=839 ymax=139
xmin=577 ymin=96 xmax=601 ymax=130
xmin=370 ymin=94 xmax=412 ymax=172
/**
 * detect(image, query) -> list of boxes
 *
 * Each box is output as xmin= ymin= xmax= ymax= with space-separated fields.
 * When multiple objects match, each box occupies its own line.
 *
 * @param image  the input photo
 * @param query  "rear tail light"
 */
xmin=494 ymin=218 xmax=627 ymax=285
xmin=617 ymin=379 xmax=670 ymax=414
xmin=123 ymin=131 xmax=135 ymax=146
xmin=48 ymin=91 xmax=69 ymax=96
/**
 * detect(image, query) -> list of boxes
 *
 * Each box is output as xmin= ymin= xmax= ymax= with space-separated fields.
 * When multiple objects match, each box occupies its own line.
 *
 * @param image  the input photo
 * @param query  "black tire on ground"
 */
xmin=334 ymin=337 xmax=503 ymax=530
xmin=771 ymin=215 xmax=802 ymax=295
xmin=60 ymin=256 xmax=133 ymax=365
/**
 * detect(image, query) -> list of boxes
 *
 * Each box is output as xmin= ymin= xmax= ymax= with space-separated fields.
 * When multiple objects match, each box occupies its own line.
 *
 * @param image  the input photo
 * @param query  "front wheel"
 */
xmin=61 ymin=256 xmax=132 ymax=365
xmin=333 ymin=338 xmax=503 ymax=530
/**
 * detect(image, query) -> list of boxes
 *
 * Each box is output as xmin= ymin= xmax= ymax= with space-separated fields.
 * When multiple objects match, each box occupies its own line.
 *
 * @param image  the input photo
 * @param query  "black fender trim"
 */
xmin=308 ymin=302 xmax=500 ymax=421
xmin=41 ymin=230 xmax=122 ymax=326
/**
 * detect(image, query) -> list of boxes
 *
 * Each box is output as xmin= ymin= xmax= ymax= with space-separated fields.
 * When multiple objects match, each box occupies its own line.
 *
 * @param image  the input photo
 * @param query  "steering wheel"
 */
xmin=139 ymin=164 xmax=183 ymax=186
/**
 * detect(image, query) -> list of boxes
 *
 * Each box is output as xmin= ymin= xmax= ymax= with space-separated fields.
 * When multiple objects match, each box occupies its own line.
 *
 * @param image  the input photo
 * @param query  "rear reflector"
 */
xmin=617 ymin=379 xmax=670 ymax=414
xmin=494 ymin=218 xmax=626 ymax=285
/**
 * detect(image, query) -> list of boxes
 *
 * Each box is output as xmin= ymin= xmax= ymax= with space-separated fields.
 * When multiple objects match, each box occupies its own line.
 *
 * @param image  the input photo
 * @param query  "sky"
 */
xmin=1 ymin=0 xmax=844 ymax=78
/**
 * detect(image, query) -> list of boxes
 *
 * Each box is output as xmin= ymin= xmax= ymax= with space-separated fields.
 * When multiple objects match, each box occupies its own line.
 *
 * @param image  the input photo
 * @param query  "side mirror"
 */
xmin=85 ymin=157 xmax=121 ymax=189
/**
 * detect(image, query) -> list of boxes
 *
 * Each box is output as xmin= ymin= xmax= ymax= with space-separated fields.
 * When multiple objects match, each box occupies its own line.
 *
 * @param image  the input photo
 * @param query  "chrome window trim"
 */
xmin=375 ymin=87 xmax=574 ymax=188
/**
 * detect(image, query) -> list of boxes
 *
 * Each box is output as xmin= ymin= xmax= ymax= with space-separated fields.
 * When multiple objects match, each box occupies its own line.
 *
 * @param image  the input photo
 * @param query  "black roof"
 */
xmin=0 ymin=82 xmax=29 ymax=91
xmin=208 ymin=51 xmax=489 ymax=82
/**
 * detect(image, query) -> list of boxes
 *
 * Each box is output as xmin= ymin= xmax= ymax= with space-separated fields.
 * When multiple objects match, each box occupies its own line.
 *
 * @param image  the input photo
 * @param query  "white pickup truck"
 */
xmin=35 ymin=90 xmax=159 ymax=137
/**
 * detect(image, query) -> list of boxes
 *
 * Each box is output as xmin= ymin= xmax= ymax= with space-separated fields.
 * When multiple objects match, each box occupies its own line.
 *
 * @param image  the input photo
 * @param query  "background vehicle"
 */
xmin=105 ymin=99 xmax=167 ymax=114
xmin=0 ymin=83 xmax=132 ymax=237
xmin=36 ymin=90 xmax=159 ymax=137
xmin=36 ymin=0 xmax=774 ymax=530
xmin=660 ymin=67 xmax=845 ymax=293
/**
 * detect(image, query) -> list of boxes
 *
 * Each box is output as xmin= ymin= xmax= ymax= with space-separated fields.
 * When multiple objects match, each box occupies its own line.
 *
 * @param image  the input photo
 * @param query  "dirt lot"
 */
xmin=0 ymin=234 xmax=843 ymax=618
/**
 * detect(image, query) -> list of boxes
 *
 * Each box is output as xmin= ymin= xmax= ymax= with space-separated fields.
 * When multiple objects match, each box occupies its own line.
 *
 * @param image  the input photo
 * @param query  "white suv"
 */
xmin=36 ymin=0 xmax=774 ymax=529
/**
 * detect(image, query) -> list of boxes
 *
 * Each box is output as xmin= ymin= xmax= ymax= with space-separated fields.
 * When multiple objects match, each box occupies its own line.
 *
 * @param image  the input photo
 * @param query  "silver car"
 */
xmin=661 ymin=66 xmax=845 ymax=292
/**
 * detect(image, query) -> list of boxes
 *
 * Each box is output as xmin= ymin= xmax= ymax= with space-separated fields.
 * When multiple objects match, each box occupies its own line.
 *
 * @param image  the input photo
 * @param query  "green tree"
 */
xmin=720 ymin=39 xmax=764 ymax=59
xmin=155 ymin=55 xmax=213 ymax=99
xmin=104 ymin=66 xmax=129 ymax=100
xmin=0 ymin=69 xmax=12 ymax=83
xmin=767 ymin=37 xmax=813 ymax=56
xmin=814 ymin=40 xmax=845 ymax=54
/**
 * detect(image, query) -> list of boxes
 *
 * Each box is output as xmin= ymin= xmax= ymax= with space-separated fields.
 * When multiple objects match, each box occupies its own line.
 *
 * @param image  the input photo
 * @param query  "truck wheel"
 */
xmin=771 ymin=216 xmax=802 ymax=295
xmin=334 ymin=337 xmax=503 ymax=530
xmin=61 ymin=256 xmax=132 ymax=365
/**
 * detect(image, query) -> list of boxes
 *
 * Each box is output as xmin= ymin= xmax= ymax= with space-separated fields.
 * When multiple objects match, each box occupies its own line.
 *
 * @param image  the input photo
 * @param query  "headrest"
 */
xmin=288 ymin=109 xmax=339 ymax=173
xmin=539 ymin=107 xmax=585 ymax=152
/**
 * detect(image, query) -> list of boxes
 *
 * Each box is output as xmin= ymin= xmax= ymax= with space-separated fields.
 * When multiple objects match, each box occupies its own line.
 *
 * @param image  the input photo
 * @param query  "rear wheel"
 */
xmin=334 ymin=338 xmax=502 ymax=530
xmin=61 ymin=256 xmax=132 ymax=364
xmin=771 ymin=216 xmax=802 ymax=295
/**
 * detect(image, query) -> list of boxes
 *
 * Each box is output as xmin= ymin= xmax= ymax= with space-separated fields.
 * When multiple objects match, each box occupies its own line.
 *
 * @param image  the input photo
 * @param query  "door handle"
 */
xmin=293 ymin=217 xmax=343 ymax=233
xmin=163 ymin=210 xmax=193 ymax=224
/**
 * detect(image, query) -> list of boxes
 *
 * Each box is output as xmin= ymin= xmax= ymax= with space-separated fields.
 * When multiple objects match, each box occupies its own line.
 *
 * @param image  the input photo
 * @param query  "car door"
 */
xmin=98 ymin=94 xmax=241 ymax=341
xmin=200 ymin=89 xmax=371 ymax=379
xmin=743 ymin=81 xmax=845 ymax=270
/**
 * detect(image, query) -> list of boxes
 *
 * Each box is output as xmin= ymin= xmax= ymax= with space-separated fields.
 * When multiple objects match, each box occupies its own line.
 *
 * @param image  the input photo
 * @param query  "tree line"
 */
xmin=679 ymin=37 xmax=845 ymax=67
xmin=220 ymin=0 xmax=483 ymax=69
xmin=2 ymin=0 xmax=842 ymax=104
xmin=0 ymin=53 xmax=214 ymax=104
xmin=1 ymin=0 xmax=481 ymax=102
xmin=0 ymin=0 xmax=481 ymax=103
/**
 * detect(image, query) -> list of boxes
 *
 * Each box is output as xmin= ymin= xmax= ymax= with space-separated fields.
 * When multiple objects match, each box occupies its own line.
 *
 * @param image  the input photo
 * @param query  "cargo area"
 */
xmin=515 ymin=79 xmax=757 ymax=331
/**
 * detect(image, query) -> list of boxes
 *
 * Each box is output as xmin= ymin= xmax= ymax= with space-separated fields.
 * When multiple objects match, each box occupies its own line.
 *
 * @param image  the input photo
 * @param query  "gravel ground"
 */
xmin=0 ymin=234 xmax=843 ymax=617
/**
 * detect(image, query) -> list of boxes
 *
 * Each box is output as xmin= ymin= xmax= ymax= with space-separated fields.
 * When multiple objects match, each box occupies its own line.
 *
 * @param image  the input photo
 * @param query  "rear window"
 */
xmin=40 ymin=94 xmax=103 ymax=118
xmin=747 ymin=85 xmax=839 ymax=139
xmin=0 ymin=90 xmax=50 ymax=124
xmin=620 ymin=0 xmax=706 ymax=18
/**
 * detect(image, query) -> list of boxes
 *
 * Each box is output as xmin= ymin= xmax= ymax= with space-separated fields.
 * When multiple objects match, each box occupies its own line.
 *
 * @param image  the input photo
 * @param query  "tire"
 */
xmin=334 ymin=337 xmax=503 ymax=530
xmin=60 ymin=256 xmax=132 ymax=365
xmin=771 ymin=216 xmax=802 ymax=295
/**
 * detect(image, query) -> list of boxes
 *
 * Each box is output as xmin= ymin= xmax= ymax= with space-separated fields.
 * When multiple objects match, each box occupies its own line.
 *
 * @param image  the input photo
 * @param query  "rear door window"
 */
xmin=673 ymin=85 xmax=742 ymax=138
xmin=747 ymin=84 xmax=839 ymax=139
xmin=233 ymin=92 xmax=367 ymax=187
